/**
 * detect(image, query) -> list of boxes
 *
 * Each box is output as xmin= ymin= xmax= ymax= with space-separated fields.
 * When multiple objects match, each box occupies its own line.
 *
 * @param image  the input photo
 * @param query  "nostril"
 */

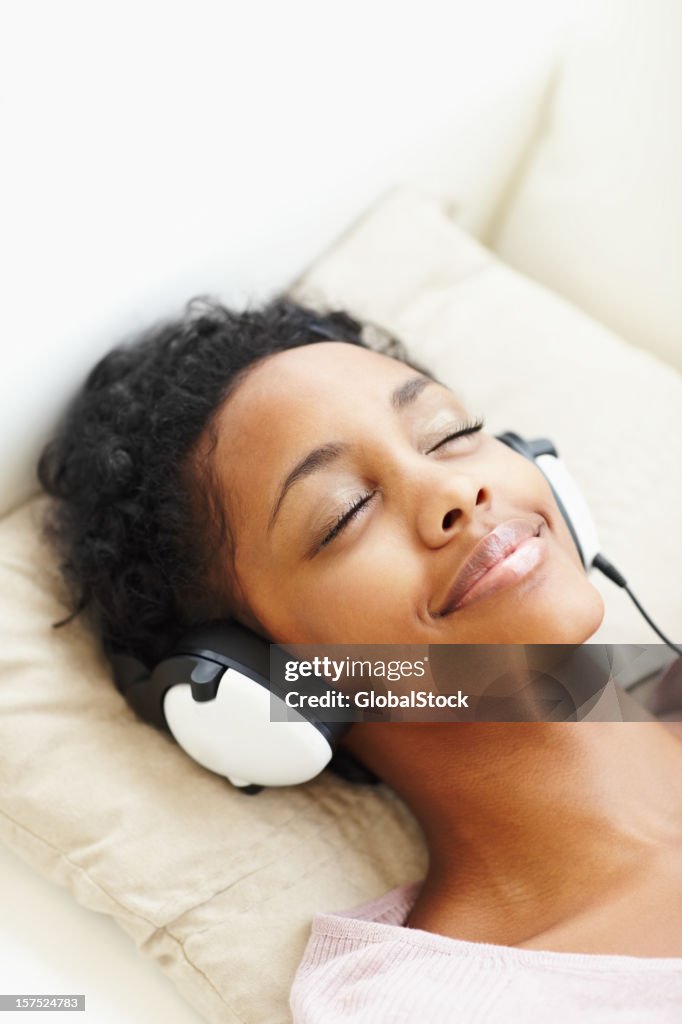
xmin=442 ymin=509 xmax=461 ymax=530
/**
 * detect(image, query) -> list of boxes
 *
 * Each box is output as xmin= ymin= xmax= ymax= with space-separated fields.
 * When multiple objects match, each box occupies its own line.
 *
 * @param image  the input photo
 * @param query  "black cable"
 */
xmin=593 ymin=553 xmax=682 ymax=657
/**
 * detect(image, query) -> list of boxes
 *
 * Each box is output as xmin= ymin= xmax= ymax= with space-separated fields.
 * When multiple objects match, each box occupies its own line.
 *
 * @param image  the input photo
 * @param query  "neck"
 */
xmin=344 ymin=686 xmax=682 ymax=942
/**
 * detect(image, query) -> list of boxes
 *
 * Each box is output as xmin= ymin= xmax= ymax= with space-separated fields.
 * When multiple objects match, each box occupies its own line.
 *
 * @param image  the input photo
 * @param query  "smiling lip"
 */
xmin=436 ymin=519 xmax=543 ymax=617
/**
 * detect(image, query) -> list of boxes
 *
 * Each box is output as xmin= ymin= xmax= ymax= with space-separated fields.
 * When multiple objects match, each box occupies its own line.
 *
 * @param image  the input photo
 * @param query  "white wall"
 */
xmin=0 ymin=0 xmax=569 ymax=516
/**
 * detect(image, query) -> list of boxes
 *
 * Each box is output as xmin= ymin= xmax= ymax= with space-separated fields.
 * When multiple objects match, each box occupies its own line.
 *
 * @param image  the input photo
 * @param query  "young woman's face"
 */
xmin=211 ymin=342 xmax=604 ymax=645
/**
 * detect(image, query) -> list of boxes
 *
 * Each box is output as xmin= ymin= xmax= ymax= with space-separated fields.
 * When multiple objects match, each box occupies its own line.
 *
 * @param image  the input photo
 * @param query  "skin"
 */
xmin=207 ymin=341 xmax=682 ymax=956
xmin=212 ymin=341 xmax=604 ymax=645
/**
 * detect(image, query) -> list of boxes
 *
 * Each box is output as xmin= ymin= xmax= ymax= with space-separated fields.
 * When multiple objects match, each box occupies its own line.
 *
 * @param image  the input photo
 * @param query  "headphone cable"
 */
xmin=593 ymin=553 xmax=682 ymax=657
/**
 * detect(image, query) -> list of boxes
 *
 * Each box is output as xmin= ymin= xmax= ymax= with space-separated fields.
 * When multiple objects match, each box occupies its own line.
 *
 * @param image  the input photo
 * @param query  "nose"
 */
xmin=413 ymin=464 xmax=490 ymax=549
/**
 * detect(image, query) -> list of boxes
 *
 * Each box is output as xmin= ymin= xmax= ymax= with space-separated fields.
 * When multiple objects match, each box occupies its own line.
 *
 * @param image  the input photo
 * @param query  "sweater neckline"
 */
xmin=312 ymin=882 xmax=682 ymax=973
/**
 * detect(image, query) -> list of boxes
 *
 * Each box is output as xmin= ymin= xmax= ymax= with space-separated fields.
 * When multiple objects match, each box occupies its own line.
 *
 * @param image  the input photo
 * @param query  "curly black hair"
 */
xmin=37 ymin=294 xmax=428 ymax=672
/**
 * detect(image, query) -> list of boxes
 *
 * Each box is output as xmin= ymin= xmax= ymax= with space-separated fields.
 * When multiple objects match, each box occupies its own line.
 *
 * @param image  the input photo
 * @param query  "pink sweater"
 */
xmin=290 ymin=882 xmax=682 ymax=1022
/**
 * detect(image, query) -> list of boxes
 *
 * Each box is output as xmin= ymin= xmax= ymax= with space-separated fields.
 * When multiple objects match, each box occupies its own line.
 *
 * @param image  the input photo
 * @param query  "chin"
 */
xmin=577 ymin=581 xmax=606 ymax=641
xmin=519 ymin=581 xmax=606 ymax=645
xmin=445 ymin=578 xmax=606 ymax=646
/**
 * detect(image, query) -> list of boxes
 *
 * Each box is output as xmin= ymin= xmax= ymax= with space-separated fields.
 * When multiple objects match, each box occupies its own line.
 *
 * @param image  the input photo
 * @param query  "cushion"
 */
xmin=491 ymin=0 xmax=682 ymax=372
xmin=1 ymin=185 xmax=681 ymax=1024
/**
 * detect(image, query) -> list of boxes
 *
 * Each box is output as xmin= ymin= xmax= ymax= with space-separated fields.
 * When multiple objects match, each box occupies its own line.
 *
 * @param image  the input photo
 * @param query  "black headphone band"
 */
xmin=111 ymin=630 xmax=351 ymax=750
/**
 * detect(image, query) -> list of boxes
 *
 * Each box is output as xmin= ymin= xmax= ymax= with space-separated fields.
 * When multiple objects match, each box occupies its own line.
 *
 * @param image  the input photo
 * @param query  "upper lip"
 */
xmin=435 ymin=518 xmax=542 ymax=617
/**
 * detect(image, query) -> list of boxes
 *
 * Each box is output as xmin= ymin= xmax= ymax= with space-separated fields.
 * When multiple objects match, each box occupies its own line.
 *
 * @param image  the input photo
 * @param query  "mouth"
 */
xmin=435 ymin=518 xmax=545 ymax=618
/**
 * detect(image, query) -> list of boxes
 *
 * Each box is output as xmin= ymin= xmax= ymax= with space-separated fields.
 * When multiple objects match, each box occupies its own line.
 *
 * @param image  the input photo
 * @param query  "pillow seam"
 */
xmin=0 ymin=806 xmax=244 ymax=1023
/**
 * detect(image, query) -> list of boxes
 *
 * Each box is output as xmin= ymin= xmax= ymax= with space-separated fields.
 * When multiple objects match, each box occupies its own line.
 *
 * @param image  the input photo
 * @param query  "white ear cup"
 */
xmin=535 ymin=453 xmax=601 ymax=570
xmin=163 ymin=668 xmax=334 ymax=787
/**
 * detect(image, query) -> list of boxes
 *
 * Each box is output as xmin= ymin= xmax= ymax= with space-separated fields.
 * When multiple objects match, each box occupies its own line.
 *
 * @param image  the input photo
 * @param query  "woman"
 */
xmin=39 ymin=296 xmax=682 ymax=1021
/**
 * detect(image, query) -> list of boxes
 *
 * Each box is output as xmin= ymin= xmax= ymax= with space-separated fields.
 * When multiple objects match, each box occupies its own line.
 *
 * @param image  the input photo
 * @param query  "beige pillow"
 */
xmin=0 ymin=497 xmax=426 ymax=1024
xmin=491 ymin=0 xmax=682 ymax=372
xmin=1 ymin=185 xmax=680 ymax=1024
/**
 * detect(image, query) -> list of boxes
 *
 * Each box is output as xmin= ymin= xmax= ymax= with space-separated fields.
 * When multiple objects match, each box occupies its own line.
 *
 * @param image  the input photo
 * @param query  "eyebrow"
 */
xmin=268 ymin=375 xmax=435 ymax=531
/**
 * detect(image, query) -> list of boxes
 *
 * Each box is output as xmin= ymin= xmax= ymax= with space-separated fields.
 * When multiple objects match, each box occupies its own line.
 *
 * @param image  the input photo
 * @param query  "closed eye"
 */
xmin=424 ymin=415 xmax=485 ymax=454
xmin=318 ymin=491 xmax=376 ymax=550
xmin=316 ymin=415 xmax=485 ymax=551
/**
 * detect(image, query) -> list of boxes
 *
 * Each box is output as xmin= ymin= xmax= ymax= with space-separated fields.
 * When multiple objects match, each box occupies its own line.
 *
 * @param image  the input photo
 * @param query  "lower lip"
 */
xmin=452 ymin=536 xmax=546 ymax=612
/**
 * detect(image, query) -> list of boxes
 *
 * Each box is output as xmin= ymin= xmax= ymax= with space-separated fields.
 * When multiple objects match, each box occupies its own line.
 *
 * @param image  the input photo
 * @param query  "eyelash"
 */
xmin=317 ymin=415 xmax=485 ymax=550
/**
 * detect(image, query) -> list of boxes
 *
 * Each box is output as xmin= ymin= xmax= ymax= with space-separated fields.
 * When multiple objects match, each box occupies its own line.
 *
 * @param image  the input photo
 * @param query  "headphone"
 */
xmin=111 ymin=431 xmax=681 ymax=792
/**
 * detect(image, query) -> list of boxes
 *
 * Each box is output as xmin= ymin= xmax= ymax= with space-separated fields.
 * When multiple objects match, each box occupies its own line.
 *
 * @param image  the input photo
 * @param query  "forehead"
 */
xmin=216 ymin=340 xmax=435 ymax=440
xmin=234 ymin=340 xmax=421 ymax=408
xmin=209 ymin=341 xmax=450 ymax=529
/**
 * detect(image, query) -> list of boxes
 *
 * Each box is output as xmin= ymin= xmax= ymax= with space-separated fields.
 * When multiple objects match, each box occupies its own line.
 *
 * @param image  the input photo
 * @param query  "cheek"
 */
xmin=515 ymin=457 xmax=584 ymax=570
xmin=248 ymin=541 xmax=422 ymax=644
xmin=539 ymin=481 xmax=586 ymax=571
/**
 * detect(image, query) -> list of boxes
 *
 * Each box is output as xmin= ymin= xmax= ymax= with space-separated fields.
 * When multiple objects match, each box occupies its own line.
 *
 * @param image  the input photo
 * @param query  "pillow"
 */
xmin=491 ymin=0 xmax=682 ymax=372
xmin=0 ymin=497 xmax=426 ymax=1023
xmin=1 ymin=185 xmax=681 ymax=1024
